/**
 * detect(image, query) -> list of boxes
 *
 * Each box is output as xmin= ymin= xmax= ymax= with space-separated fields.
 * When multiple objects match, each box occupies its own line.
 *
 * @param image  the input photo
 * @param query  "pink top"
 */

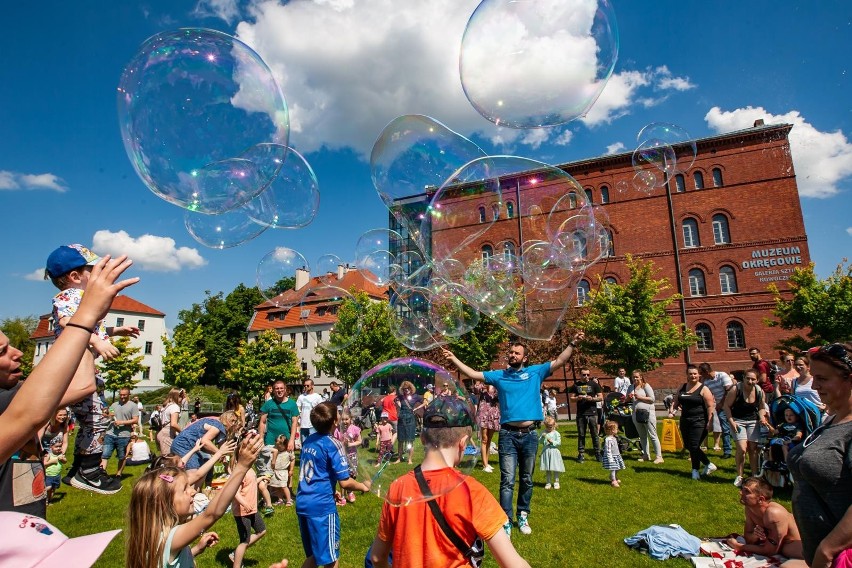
xmin=232 ymin=468 xmax=258 ymax=517
xmin=376 ymin=423 xmax=393 ymax=442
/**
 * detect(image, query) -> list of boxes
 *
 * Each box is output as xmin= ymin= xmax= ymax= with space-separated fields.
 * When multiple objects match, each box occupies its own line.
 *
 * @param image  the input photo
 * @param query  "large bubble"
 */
xmin=636 ymin=123 xmax=697 ymax=174
xmin=243 ymin=145 xmax=320 ymax=229
xmin=345 ymin=357 xmax=478 ymax=506
xmin=460 ymin=0 xmax=619 ymax=128
xmin=300 ymin=285 xmax=361 ymax=353
xmin=184 ymin=207 xmax=267 ymax=249
xmin=256 ymin=247 xmax=309 ymax=306
xmin=389 ymin=286 xmax=444 ymax=351
xmin=356 ymin=228 xmax=401 ymax=286
xmin=315 ymin=254 xmax=344 ymax=285
xmin=118 ymin=28 xmax=289 ymax=213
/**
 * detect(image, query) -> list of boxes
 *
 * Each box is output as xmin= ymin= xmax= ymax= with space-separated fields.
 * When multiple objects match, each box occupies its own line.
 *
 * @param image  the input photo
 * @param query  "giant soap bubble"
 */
xmin=243 ymin=145 xmax=320 ymax=229
xmin=118 ymin=28 xmax=289 ymax=213
xmin=346 ymin=357 xmax=478 ymax=506
xmin=257 ymin=247 xmax=308 ymax=307
xmin=299 ymin=285 xmax=361 ymax=353
xmin=460 ymin=0 xmax=619 ymax=128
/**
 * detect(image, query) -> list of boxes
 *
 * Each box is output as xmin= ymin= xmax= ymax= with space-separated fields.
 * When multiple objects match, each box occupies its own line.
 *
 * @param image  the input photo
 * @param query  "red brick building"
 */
xmin=407 ymin=121 xmax=809 ymax=390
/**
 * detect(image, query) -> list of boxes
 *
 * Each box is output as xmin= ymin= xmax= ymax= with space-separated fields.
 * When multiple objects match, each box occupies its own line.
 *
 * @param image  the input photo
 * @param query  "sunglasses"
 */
xmin=808 ymin=344 xmax=852 ymax=372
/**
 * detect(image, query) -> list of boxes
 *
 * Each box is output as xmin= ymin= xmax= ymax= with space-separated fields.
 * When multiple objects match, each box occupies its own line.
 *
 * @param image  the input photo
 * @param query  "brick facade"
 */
xmin=407 ymin=122 xmax=809 ymax=391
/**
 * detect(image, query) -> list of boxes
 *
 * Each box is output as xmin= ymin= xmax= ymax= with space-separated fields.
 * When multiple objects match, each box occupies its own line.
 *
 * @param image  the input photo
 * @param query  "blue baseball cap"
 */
xmin=44 ymin=244 xmax=101 ymax=279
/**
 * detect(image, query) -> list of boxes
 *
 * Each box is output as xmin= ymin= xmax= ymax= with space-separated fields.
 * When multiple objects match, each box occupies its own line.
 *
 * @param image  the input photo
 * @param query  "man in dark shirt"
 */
xmin=569 ymin=368 xmax=602 ymax=462
xmin=749 ymin=347 xmax=774 ymax=397
xmin=328 ymin=381 xmax=348 ymax=407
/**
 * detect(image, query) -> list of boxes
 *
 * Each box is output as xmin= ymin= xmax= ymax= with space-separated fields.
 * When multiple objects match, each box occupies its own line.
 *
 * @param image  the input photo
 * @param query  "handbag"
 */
xmin=634 ymin=408 xmax=650 ymax=424
xmin=413 ymin=466 xmax=485 ymax=568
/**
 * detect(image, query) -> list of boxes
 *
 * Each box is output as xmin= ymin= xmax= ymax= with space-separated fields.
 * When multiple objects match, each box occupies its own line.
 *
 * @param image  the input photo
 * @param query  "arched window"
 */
xmin=719 ymin=265 xmax=738 ymax=294
xmin=712 ymin=168 xmax=724 ymax=187
xmin=694 ymin=171 xmax=705 ymax=189
xmin=568 ymin=192 xmax=577 ymax=209
xmin=481 ymin=244 xmax=493 ymax=260
xmin=573 ymin=232 xmax=587 ymax=259
xmin=506 ymin=201 xmax=514 ymax=219
xmin=600 ymin=186 xmax=610 ymax=204
xmin=726 ymin=321 xmax=746 ymax=349
xmin=682 ymin=218 xmax=700 ymax=248
xmin=695 ymin=324 xmax=714 ymax=351
xmin=674 ymin=174 xmax=686 ymax=193
xmin=602 ymin=229 xmax=614 ymax=257
xmin=604 ymin=277 xmax=617 ymax=287
xmin=492 ymin=204 xmax=500 ymax=221
xmin=688 ymin=268 xmax=706 ymax=296
xmin=584 ymin=188 xmax=593 ymax=204
xmin=503 ymin=241 xmax=516 ymax=259
xmin=478 ymin=206 xmax=486 ymax=223
xmin=712 ymin=214 xmax=731 ymax=244
xmin=577 ymin=280 xmax=591 ymax=306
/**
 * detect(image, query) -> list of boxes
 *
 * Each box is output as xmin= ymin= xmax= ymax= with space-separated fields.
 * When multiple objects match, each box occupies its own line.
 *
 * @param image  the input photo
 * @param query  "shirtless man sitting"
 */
xmin=726 ymin=477 xmax=804 ymax=562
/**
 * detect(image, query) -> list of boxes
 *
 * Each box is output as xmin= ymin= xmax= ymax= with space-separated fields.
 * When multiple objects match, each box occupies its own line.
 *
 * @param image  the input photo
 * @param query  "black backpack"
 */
xmin=150 ymin=410 xmax=163 ymax=431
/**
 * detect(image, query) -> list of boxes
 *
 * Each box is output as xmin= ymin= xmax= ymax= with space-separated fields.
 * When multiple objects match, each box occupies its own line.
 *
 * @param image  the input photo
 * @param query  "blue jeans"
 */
xmin=717 ymin=409 xmax=732 ymax=455
xmin=498 ymin=428 xmax=539 ymax=522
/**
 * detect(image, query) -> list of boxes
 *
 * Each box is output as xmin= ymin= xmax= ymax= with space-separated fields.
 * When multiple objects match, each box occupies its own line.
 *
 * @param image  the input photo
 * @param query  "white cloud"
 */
xmin=0 ymin=171 xmax=67 ymax=192
xmin=705 ymin=106 xmax=852 ymax=198
xmin=605 ymin=142 xmax=626 ymax=155
xmin=655 ymin=65 xmax=696 ymax=91
xmin=554 ymin=130 xmax=574 ymax=146
xmin=847 ymin=227 xmax=852 ymax=237
xmin=192 ymin=0 xmax=240 ymax=23
xmin=24 ymin=268 xmax=46 ymax=282
xmin=92 ymin=230 xmax=207 ymax=272
xmin=234 ymin=1 xmax=693 ymax=156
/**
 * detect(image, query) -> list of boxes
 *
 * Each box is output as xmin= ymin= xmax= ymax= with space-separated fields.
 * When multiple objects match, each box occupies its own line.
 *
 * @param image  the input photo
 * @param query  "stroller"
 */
xmin=758 ymin=393 xmax=822 ymax=488
xmin=604 ymin=392 xmax=642 ymax=454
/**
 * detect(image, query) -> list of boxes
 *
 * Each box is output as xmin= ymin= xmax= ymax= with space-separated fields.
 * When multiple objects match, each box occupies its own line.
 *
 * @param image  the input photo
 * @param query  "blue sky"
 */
xmin=2 ymin=1 xmax=851 ymax=329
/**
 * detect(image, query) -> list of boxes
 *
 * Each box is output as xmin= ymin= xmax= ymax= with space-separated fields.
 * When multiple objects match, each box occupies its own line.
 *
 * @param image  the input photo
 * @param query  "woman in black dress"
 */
xmin=394 ymin=380 xmax=422 ymax=464
xmin=669 ymin=364 xmax=717 ymax=480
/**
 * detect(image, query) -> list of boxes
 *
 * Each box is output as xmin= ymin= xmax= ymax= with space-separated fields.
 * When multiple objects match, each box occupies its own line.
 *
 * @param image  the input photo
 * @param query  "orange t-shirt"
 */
xmin=232 ymin=468 xmax=258 ymax=517
xmin=381 ymin=394 xmax=398 ymax=421
xmin=377 ymin=468 xmax=507 ymax=568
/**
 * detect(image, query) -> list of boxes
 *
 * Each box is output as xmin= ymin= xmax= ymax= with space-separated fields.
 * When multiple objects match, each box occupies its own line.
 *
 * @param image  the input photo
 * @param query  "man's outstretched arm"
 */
xmin=550 ymin=331 xmax=584 ymax=372
xmin=441 ymin=347 xmax=485 ymax=381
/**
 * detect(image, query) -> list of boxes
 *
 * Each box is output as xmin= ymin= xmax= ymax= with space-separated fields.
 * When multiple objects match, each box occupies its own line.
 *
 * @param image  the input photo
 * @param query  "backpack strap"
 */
xmin=413 ymin=465 xmax=473 ymax=559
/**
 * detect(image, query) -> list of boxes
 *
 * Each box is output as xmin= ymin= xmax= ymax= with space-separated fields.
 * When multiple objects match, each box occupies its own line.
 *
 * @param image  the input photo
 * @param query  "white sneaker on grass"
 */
xmin=734 ymin=475 xmax=743 ymax=487
xmin=518 ymin=512 xmax=532 ymax=535
xmin=482 ymin=464 xmax=494 ymax=473
xmin=703 ymin=462 xmax=718 ymax=476
xmin=691 ymin=469 xmax=701 ymax=480
xmin=553 ymin=481 xmax=560 ymax=489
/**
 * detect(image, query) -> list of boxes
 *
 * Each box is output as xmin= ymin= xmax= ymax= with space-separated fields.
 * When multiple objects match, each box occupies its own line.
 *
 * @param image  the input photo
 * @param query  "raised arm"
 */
xmin=440 ymin=347 xmax=485 ymax=381
xmin=0 ymin=255 xmax=138 ymax=463
xmin=550 ymin=331 xmax=584 ymax=372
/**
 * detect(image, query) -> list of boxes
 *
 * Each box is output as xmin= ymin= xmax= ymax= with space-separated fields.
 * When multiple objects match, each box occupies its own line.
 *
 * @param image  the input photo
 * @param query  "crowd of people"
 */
xmin=0 ymin=243 xmax=850 ymax=567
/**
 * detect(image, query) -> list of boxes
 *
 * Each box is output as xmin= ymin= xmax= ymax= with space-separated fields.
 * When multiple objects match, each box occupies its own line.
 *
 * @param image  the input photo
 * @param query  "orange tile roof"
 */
xmin=249 ymin=270 xmax=388 ymax=333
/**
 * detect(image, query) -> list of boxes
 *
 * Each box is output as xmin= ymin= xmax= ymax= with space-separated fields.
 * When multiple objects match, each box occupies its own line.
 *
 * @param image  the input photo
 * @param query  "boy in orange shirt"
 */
xmin=368 ymin=397 xmax=530 ymax=568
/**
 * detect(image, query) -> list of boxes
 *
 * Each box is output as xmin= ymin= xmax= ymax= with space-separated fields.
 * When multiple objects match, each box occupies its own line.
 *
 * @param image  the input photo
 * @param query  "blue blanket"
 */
xmin=624 ymin=524 xmax=701 ymax=560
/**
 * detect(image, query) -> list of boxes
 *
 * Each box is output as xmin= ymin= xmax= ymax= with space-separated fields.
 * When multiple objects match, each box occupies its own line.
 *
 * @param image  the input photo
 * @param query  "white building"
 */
xmin=247 ymin=265 xmax=388 ymax=390
xmin=31 ymin=295 xmax=169 ymax=392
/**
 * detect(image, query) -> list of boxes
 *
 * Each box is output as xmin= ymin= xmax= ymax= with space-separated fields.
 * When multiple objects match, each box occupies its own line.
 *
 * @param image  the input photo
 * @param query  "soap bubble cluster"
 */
xmin=629 ymin=123 xmax=697 ymax=193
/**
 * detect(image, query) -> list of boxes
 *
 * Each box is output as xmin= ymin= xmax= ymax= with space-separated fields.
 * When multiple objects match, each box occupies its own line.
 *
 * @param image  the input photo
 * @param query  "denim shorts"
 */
xmin=734 ymin=419 xmax=761 ymax=442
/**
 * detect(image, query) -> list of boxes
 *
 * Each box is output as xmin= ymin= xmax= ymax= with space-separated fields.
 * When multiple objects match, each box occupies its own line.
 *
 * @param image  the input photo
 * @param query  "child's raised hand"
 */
xmin=92 ymin=338 xmax=119 ymax=360
xmin=114 ymin=325 xmax=141 ymax=338
xmin=194 ymin=439 xmax=204 ymax=451
xmin=236 ymin=432 xmax=262 ymax=467
xmin=75 ymin=254 xmax=139 ymax=324
xmin=198 ymin=532 xmax=219 ymax=550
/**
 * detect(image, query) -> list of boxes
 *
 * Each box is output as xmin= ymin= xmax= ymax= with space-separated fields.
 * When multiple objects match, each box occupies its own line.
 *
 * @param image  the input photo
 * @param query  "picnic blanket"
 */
xmin=690 ymin=539 xmax=787 ymax=568
xmin=624 ymin=524 xmax=701 ymax=560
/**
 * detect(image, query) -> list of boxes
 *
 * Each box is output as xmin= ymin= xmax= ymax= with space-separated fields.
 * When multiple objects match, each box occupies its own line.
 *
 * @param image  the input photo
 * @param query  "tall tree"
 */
xmin=769 ymin=259 xmax=852 ymax=349
xmin=315 ymin=292 xmax=408 ymax=385
xmin=576 ymin=255 xmax=696 ymax=375
xmin=162 ymin=322 xmax=207 ymax=390
xmin=224 ymin=330 xmax=302 ymax=402
xmin=99 ymin=337 xmax=145 ymax=396
xmin=1 ymin=315 xmax=38 ymax=377
xmin=174 ymin=284 xmax=265 ymax=385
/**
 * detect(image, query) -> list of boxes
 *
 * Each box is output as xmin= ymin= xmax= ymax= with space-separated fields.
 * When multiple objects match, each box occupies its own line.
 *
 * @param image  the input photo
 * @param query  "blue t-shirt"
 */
xmin=483 ymin=362 xmax=552 ymax=423
xmin=171 ymin=417 xmax=225 ymax=456
xmin=295 ymin=434 xmax=350 ymax=517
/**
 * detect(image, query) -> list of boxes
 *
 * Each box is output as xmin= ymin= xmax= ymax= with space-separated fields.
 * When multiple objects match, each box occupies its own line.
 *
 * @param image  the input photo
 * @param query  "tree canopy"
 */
xmin=99 ymin=337 xmax=144 ymax=394
xmin=769 ymin=259 xmax=852 ymax=349
xmin=0 ymin=315 xmax=38 ymax=377
xmin=576 ymin=255 xmax=696 ymax=375
xmin=162 ymin=322 xmax=207 ymax=390
xmin=224 ymin=330 xmax=302 ymax=402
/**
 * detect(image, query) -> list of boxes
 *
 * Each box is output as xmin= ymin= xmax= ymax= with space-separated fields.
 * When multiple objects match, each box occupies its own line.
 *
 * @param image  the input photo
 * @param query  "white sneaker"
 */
xmin=482 ymin=464 xmax=494 ymax=473
xmin=703 ymin=462 xmax=718 ymax=476
xmin=518 ymin=512 xmax=532 ymax=535
xmin=691 ymin=469 xmax=701 ymax=480
xmin=553 ymin=481 xmax=560 ymax=490
xmin=544 ymin=483 xmax=552 ymax=490
xmin=734 ymin=475 xmax=743 ymax=487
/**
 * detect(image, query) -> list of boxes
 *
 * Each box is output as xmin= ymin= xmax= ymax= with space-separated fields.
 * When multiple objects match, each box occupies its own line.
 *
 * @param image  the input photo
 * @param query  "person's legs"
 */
xmin=646 ymin=416 xmax=663 ymax=460
xmin=516 ymin=430 xmax=537 ymax=517
xmin=747 ymin=441 xmax=760 ymax=476
xmin=588 ymin=415 xmax=601 ymax=459
xmin=718 ymin=409 xmax=732 ymax=457
xmin=100 ymin=434 xmax=117 ymax=470
xmin=633 ymin=418 xmax=649 ymax=459
xmin=497 ymin=429 xmax=518 ymax=523
xmin=575 ymin=416 xmax=587 ymax=458
xmin=733 ymin=421 xmax=748 ymax=478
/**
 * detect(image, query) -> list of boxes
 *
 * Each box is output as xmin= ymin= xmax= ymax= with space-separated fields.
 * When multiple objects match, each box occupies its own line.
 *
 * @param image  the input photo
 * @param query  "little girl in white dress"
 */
xmin=602 ymin=420 xmax=626 ymax=487
xmin=539 ymin=416 xmax=565 ymax=489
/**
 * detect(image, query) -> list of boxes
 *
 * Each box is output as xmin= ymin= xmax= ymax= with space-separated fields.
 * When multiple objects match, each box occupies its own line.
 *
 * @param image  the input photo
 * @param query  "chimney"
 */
xmin=295 ymin=267 xmax=310 ymax=290
xmin=753 ymin=119 xmax=764 ymax=127
xmin=337 ymin=264 xmax=345 ymax=280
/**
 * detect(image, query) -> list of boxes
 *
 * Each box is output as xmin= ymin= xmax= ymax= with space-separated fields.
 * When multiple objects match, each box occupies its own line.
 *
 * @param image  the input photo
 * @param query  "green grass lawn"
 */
xmin=48 ymin=423 xmax=790 ymax=567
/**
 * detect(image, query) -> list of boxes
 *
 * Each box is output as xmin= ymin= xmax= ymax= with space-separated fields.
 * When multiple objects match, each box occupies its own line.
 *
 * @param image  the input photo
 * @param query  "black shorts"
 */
xmin=235 ymin=512 xmax=266 ymax=543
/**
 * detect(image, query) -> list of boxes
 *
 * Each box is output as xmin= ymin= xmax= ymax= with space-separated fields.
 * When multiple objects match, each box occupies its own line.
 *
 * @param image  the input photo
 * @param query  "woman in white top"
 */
xmin=774 ymin=350 xmax=798 ymax=398
xmin=626 ymin=371 xmax=664 ymax=463
xmin=116 ymin=432 xmax=151 ymax=476
xmin=157 ymin=388 xmax=183 ymax=455
xmin=793 ymin=357 xmax=826 ymax=412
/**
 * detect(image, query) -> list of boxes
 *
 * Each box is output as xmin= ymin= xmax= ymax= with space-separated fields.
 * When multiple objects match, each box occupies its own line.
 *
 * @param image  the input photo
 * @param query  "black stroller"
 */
xmin=758 ymin=393 xmax=822 ymax=488
xmin=604 ymin=392 xmax=642 ymax=453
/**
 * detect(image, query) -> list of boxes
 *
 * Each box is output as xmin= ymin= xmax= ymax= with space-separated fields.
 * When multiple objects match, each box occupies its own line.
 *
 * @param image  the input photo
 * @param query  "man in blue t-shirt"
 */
xmin=442 ymin=331 xmax=584 ymax=538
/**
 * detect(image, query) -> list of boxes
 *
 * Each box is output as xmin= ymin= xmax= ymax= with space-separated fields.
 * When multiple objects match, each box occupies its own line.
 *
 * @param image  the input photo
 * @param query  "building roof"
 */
xmin=30 ymin=294 xmax=165 ymax=340
xmin=249 ymin=270 xmax=388 ymax=333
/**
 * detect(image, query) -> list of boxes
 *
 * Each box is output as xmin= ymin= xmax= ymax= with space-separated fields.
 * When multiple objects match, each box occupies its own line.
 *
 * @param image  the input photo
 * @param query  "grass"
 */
xmin=48 ymin=422 xmax=791 ymax=567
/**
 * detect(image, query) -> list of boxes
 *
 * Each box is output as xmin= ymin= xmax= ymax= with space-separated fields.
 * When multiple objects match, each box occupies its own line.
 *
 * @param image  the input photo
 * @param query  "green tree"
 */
xmin=315 ymin=292 xmax=408 ymax=385
xmin=162 ymin=322 xmax=207 ymax=390
xmin=1 ymin=315 xmax=38 ymax=377
xmin=444 ymin=315 xmax=508 ymax=371
xmin=98 ymin=337 xmax=145 ymax=396
xmin=263 ymin=276 xmax=296 ymax=299
xmin=768 ymin=259 xmax=852 ymax=349
xmin=224 ymin=330 xmax=301 ymax=402
xmin=576 ymin=255 xmax=696 ymax=374
xmin=174 ymin=284 xmax=265 ymax=385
